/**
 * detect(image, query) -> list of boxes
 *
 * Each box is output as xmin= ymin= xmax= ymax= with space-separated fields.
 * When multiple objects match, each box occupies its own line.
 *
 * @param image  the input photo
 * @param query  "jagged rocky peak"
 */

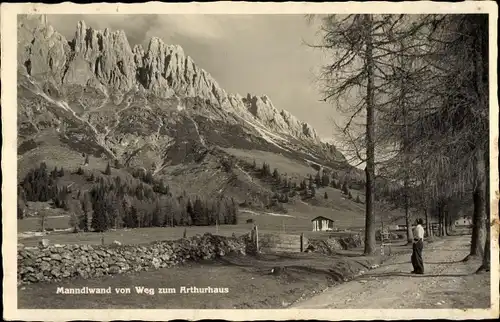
xmin=241 ymin=92 xmax=319 ymax=141
xmin=66 ymin=20 xmax=137 ymax=91
xmin=18 ymin=14 xmax=70 ymax=81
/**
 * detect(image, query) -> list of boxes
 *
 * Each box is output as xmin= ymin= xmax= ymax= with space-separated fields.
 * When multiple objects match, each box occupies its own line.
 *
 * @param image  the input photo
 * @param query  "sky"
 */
xmin=46 ymin=14 xmax=341 ymax=140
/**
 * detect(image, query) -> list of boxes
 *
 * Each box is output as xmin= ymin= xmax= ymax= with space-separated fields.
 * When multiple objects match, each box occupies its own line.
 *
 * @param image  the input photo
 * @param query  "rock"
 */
xmin=50 ymin=254 xmax=62 ymax=261
xmin=61 ymin=252 xmax=73 ymax=260
xmin=113 ymin=240 xmax=122 ymax=246
xmin=151 ymin=258 xmax=161 ymax=269
xmin=108 ymin=265 xmax=121 ymax=274
xmin=40 ymin=261 xmax=51 ymax=271
xmin=271 ymin=266 xmax=287 ymax=275
xmin=28 ymin=275 xmax=39 ymax=283
xmin=39 ymin=239 xmax=50 ymax=248
xmin=51 ymin=268 xmax=61 ymax=277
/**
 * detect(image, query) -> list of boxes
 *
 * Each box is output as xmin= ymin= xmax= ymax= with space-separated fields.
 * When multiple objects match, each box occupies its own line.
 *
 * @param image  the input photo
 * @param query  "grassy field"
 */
xmin=18 ymin=221 xmax=365 ymax=247
xmin=18 ymin=184 xmax=402 ymax=246
xmin=18 ymin=216 xmax=71 ymax=233
xmin=222 ymin=147 xmax=315 ymax=181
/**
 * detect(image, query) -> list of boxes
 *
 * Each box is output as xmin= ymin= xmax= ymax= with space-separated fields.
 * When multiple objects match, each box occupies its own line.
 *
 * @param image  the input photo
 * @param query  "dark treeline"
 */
xmin=18 ymin=162 xmax=238 ymax=232
xmin=252 ymin=160 xmax=366 ymax=204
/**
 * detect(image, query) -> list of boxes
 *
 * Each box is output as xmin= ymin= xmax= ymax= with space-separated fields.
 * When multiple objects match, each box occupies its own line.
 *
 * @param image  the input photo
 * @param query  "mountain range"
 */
xmin=17 ymin=14 xmax=364 ymax=214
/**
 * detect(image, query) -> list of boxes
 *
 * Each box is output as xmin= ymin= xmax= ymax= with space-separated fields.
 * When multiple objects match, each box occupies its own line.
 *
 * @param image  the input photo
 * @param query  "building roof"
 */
xmin=311 ymin=216 xmax=335 ymax=222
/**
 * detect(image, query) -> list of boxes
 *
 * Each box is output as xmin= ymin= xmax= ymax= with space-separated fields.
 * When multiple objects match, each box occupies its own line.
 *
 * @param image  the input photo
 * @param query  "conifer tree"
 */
xmin=51 ymin=166 xmax=58 ymax=179
xmin=193 ymin=198 xmax=205 ymax=225
xmin=321 ymin=173 xmax=330 ymax=187
xmin=104 ymin=162 xmax=111 ymax=175
xmin=17 ymin=186 xmax=27 ymax=219
xmin=315 ymin=171 xmax=321 ymax=186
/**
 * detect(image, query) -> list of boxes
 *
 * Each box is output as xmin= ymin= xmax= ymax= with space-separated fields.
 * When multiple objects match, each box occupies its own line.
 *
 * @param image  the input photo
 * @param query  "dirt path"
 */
xmin=292 ymin=235 xmax=490 ymax=309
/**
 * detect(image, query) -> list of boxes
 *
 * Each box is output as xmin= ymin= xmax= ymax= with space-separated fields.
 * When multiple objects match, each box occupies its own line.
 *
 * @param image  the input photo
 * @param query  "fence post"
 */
xmin=255 ymin=225 xmax=259 ymax=253
xmin=300 ymin=233 xmax=304 ymax=252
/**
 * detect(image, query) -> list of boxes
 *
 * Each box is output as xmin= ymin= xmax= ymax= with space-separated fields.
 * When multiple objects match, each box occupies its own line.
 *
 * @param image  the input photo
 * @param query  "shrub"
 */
xmin=221 ymin=157 xmax=235 ymax=172
xmin=341 ymin=182 xmax=349 ymax=195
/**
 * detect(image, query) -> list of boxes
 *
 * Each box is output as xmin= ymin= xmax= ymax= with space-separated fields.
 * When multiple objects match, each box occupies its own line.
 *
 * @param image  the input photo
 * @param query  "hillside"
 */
xmin=16 ymin=14 xmax=387 ymax=235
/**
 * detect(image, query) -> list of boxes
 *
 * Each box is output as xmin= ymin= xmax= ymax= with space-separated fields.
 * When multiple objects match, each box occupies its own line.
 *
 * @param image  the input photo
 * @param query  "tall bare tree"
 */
xmin=374 ymin=14 xmax=489 ymax=260
xmin=422 ymin=14 xmax=489 ymax=260
xmin=307 ymin=14 xmax=430 ymax=254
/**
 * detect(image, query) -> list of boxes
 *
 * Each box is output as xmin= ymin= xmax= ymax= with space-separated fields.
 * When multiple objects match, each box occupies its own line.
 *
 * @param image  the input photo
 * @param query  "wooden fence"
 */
xmin=250 ymin=225 xmax=307 ymax=253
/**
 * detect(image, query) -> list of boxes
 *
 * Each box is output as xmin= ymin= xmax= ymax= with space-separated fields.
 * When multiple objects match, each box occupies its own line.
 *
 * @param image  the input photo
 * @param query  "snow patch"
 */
xmin=305 ymin=153 xmax=319 ymax=160
xmin=305 ymin=158 xmax=322 ymax=167
xmin=240 ymin=118 xmax=292 ymax=152
xmin=241 ymin=209 xmax=295 ymax=218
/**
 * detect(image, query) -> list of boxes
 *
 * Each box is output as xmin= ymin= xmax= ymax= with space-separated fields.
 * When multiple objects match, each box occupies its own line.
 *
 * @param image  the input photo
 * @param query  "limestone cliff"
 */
xmin=18 ymin=14 xmax=323 ymax=143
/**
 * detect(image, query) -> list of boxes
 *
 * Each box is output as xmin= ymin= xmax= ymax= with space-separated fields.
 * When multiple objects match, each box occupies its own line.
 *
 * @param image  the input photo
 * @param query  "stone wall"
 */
xmin=305 ymin=234 xmax=364 ymax=255
xmin=18 ymin=233 xmax=246 ymax=284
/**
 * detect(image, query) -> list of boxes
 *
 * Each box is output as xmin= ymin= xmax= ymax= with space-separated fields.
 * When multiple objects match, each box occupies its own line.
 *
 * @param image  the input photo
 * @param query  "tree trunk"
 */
xmin=363 ymin=14 xmax=376 ymax=255
xmin=444 ymin=208 xmax=450 ymax=236
xmin=401 ymin=39 xmax=413 ymax=246
xmin=447 ymin=209 xmax=454 ymax=234
xmin=439 ymin=204 xmax=445 ymax=237
xmin=478 ymin=144 xmax=490 ymax=272
xmin=474 ymin=14 xmax=490 ymax=272
xmin=468 ymin=147 xmax=486 ymax=258
xmin=425 ymin=208 xmax=431 ymax=238
xmin=405 ymin=205 xmax=413 ymax=244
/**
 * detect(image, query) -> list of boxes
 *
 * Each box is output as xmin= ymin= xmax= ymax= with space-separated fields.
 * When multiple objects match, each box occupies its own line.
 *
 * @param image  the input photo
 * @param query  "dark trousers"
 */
xmin=411 ymin=239 xmax=424 ymax=274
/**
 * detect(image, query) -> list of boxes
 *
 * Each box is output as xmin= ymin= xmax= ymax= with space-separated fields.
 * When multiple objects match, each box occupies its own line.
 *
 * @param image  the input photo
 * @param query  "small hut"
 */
xmin=311 ymin=216 xmax=335 ymax=232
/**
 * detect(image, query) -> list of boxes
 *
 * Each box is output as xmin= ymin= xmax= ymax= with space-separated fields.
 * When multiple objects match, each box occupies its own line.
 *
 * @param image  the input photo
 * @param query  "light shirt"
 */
xmin=413 ymin=224 xmax=425 ymax=240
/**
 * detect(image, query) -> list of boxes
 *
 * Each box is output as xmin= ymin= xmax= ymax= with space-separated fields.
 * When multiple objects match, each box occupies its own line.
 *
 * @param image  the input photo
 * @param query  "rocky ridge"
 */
xmin=18 ymin=14 xmax=322 ymax=143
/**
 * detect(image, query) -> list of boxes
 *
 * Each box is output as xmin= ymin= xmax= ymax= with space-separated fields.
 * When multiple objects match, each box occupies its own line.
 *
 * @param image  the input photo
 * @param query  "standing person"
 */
xmin=411 ymin=218 xmax=425 ymax=274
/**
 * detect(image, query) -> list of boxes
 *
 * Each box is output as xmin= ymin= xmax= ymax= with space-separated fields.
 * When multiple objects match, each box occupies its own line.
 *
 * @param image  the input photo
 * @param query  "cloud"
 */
xmin=149 ymin=15 xmax=254 ymax=41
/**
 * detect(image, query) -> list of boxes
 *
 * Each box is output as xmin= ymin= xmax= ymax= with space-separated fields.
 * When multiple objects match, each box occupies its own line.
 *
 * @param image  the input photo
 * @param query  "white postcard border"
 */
xmin=2 ymin=2 xmax=498 ymax=320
